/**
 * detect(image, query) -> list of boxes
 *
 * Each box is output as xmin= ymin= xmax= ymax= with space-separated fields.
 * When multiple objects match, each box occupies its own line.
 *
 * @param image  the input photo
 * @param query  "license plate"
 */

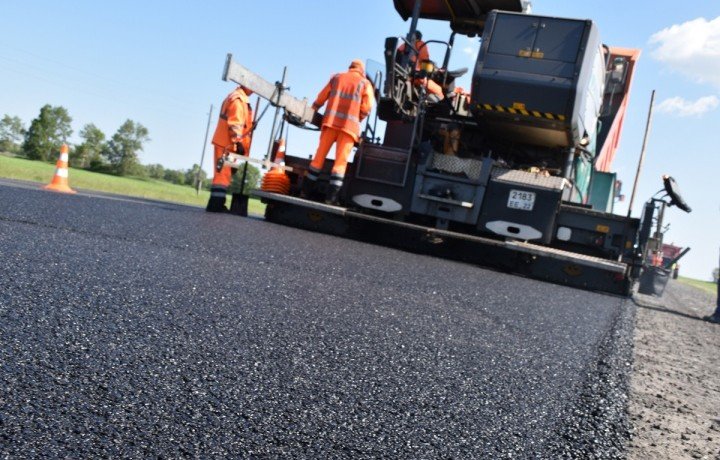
xmin=507 ymin=190 xmax=536 ymax=211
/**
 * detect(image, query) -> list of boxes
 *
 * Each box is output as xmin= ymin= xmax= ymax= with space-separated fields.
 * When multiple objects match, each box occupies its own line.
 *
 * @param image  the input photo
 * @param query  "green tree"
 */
xmin=72 ymin=123 xmax=106 ymax=169
xmin=185 ymin=164 xmax=207 ymax=188
xmin=228 ymin=163 xmax=260 ymax=194
xmin=146 ymin=163 xmax=165 ymax=180
xmin=22 ymin=105 xmax=73 ymax=161
xmin=0 ymin=115 xmax=26 ymax=154
xmin=163 ymin=169 xmax=185 ymax=185
xmin=104 ymin=119 xmax=149 ymax=176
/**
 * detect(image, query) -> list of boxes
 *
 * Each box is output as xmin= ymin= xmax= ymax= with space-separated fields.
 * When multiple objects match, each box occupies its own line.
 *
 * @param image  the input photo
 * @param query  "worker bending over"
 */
xmin=206 ymin=85 xmax=253 ymax=213
xmin=303 ymin=59 xmax=375 ymax=205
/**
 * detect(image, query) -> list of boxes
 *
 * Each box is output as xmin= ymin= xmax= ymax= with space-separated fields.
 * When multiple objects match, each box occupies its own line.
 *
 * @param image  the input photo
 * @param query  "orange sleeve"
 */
xmin=312 ymin=78 xmax=333 ymax=110
xmin=226 ymin=98 xmax=247 ymax=142
xmin=359 ymin=80 xmax=375 ymax=121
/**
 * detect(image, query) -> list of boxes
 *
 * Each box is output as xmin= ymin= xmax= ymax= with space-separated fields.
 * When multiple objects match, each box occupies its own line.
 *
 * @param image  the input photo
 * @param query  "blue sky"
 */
xmin=1 ymin=1 xmax=719 ymax=281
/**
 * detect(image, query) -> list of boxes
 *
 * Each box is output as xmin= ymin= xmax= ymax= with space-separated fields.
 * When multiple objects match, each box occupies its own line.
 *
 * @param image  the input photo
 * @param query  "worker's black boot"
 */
xmin=229 ymin=193 xmax=248 ymax=216
xmin=704 ymin=313 xmax=720 ymax=324
xmin=206 ymin=195 xmax=228 ymax=213
xmin=325 ymin=184 xmax=341 ymax=206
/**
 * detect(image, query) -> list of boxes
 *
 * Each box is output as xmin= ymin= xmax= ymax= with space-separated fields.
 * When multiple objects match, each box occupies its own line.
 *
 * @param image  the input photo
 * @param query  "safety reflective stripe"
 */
xmin=306 ymin=166 xmax=321 ymax=181
xmin=219 ymin=93 xmax=248 ymax=123
xmin=219 ymin=113 xmax=245 ymax=128
xmin=60 ymin=153 xmax=69 ymax=162
xmin=324 ymin=110 xmax=360 ymax=123
xmin=320 ymin=71 xmax=368 ymax=137
xmin=328 ymin=76 xmax=366 ymax=106
xmin=329 ymin=173 xmax=344 ymax=187
xmin=329 ymin=90 xmax=362 ymax=102
xmin=329 ymin=80 xmax=367 ymax=103
xmin=55 ymin=168 xmax=68 ymax=178
xmin=210 ymin=185 xmax=227 ymax=197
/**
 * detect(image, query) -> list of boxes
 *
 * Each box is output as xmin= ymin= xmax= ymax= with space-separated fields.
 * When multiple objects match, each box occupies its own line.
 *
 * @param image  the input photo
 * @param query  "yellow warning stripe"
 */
xmin=478 ymin=103 xmax=565 ymax=121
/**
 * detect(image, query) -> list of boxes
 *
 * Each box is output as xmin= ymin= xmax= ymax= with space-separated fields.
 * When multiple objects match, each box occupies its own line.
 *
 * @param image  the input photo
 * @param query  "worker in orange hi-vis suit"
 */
xmin=303 ymin=59 xmax=375 ymax=205
xmin=398 ymin=30 xmax=443 ymax=102
xmin=398 ymin=30 xmax=429 ymax=68
xmin=206 ymin=85 xmax=254 ymax=213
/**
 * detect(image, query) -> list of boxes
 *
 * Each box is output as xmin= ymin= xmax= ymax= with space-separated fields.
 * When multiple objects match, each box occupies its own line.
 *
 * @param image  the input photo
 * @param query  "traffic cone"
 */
xmin=262 ymin=138 xmax=290 ymax=194
xmin=261 ymin=168 xmax=291 ymax=195
xmin=44 ymin=144 xmax=76 ymax=194
xmin=272 ymin=138 xmax=286 ymax=165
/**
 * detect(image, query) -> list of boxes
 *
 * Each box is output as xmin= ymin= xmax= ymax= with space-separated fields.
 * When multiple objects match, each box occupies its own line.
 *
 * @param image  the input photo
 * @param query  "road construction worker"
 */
xmin=206 ymin=85 xmax=253 ymax=213
xmin=302 ymin=59 xmax=375 ymax=205
xmin=398 ymin=30 xmax=444 ymax=102
xmin=704 ymin=257 xmax=720 ymax=324
xmin=398 ymin=30 xmax=430 ymax=68
xmin=415 ymin=59 xmax=445 ymax=102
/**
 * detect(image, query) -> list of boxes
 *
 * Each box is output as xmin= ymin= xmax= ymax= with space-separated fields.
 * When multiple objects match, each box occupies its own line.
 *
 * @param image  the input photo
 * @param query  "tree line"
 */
xmin=0 ymin=105 xmax=259 ymax=192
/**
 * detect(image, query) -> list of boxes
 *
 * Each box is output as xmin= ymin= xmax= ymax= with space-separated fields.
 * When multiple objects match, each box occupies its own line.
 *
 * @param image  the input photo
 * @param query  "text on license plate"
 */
xmin=507 ymin=190 xmax=536 ymax=211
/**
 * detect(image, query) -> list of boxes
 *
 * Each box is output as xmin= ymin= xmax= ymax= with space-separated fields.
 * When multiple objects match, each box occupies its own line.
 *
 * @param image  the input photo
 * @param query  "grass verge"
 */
xmin=677 ymin=276 xmax=717 ymax=296
xmin=0 ymin=156 xmax=265 ymax=215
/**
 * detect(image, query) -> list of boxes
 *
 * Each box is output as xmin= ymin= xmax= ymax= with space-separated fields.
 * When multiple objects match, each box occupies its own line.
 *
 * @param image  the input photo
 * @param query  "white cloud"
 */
xmin=655 ymin=95 xmax=719 ymax=117
xmin=463 ymin=46 xmax=476 ymax=58
xmin=649 ymin=16 xmax=720 ymax=87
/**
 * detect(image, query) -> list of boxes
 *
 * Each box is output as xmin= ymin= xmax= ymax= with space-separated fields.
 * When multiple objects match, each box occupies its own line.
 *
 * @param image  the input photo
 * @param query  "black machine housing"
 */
xmin=267 ymin=1 xmax=644 ymax=295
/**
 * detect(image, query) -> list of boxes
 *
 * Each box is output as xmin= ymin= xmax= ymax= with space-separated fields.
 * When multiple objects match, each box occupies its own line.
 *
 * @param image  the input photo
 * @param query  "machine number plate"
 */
xmin=507 ymin=190 xmax=536 ymax=211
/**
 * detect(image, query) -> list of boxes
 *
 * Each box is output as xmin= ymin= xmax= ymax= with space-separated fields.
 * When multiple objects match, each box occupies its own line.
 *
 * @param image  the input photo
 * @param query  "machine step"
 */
xmin=253 ymin=190 xmax=627 ymax=274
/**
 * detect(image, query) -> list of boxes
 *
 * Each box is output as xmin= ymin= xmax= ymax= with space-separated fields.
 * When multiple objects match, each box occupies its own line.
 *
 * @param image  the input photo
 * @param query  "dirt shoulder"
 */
xmin=628 ymin=280 xmax=720 ymax=459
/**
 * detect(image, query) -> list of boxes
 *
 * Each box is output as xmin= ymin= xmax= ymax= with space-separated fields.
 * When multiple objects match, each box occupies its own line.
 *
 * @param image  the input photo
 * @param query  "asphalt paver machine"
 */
xmin=222 ymin=0 xmax=665 ymax=296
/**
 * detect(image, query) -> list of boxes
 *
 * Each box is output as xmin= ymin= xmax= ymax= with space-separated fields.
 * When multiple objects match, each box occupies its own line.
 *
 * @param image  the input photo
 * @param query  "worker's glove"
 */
xmin=235 ymin=142 xmax=245 ymax=155
xmin=310 ymin=111 xmax=324 ymax=127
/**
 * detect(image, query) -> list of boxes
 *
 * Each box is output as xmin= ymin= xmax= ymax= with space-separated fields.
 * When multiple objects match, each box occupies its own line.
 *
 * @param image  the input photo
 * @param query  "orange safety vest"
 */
xmin=212 ymin=87 xmax=253 ymax=153
xmin=312 ymin=69 xmax=374 ymax=141
xmin=398 ymin=39 xmax=430 ymax=69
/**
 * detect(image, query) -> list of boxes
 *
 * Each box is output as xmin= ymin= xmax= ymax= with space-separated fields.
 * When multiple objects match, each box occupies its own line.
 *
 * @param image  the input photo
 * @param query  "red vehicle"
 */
xmin=662 ymin=244 xmax=683 ymax=278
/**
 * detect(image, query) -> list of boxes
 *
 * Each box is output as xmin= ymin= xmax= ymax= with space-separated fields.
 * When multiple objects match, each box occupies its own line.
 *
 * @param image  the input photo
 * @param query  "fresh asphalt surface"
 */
xmin=0 ymin=182 xmax=633 ymax=458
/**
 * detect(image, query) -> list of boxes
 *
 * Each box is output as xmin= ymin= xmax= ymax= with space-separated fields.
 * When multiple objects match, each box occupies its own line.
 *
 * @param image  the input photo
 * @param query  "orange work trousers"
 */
xmin=310 ymin=127 xmax=355 ymax=177
xmin=212 ymin=145 xmax=233 ymax=188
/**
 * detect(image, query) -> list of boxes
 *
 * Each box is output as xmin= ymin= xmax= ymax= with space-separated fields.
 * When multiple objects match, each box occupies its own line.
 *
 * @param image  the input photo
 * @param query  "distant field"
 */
xmin=678 ymin=276 xmax=717 ymax=296
xmin=0 ymin=156 xmax=265 ymax=215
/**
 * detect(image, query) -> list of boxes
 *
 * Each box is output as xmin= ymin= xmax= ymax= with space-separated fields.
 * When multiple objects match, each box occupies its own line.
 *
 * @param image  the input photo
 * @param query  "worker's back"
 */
xmin=321 ymin=69 xmax=370 ymax=137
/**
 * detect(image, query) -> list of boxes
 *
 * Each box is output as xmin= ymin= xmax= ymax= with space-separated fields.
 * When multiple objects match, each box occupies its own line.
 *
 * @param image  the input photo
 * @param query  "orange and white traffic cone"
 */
xmin=273 ymin=138 xmax=286 ymax=166
xmin=44 ymin=144 xmax=76 ymax=194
